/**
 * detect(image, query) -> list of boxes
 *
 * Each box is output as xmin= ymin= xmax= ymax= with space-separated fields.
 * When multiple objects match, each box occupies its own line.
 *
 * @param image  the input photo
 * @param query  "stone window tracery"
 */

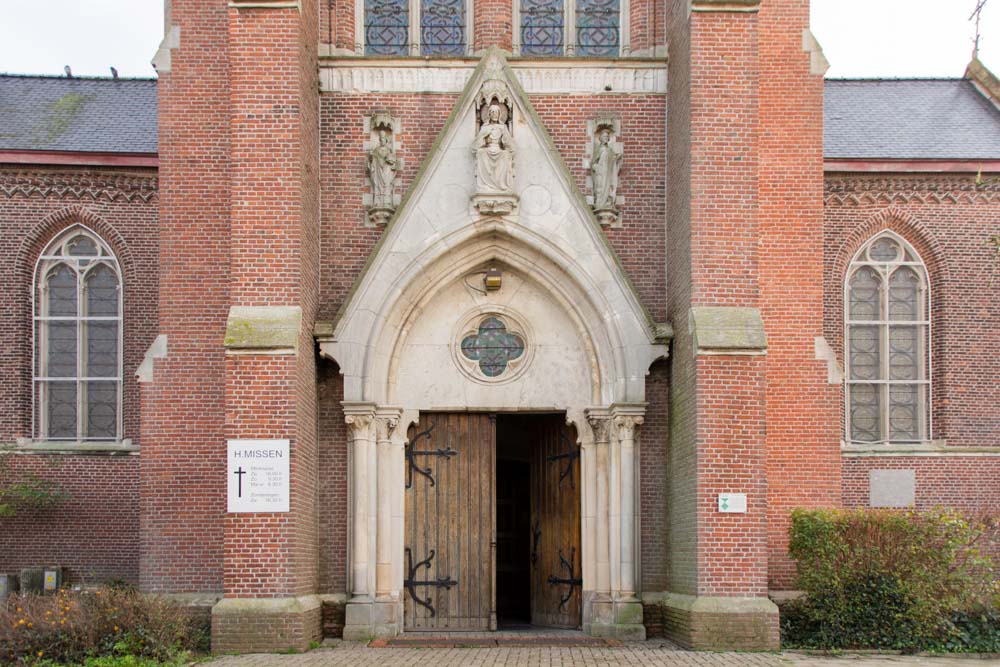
xmin=845 ymin=232 xmax=930 ymax=444
xmin=33 ymin=226 xmax=122 ymax=441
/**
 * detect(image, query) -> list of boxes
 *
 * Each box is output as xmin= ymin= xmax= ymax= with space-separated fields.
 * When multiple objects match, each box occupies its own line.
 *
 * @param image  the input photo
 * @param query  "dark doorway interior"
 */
xmin=496 ymin=413 xmax=581 ymax=630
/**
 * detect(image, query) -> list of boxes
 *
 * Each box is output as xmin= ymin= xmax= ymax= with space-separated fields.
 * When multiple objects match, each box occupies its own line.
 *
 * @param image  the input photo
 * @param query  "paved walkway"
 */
xmin=209 ymin=641 xmax=1000 ymax=667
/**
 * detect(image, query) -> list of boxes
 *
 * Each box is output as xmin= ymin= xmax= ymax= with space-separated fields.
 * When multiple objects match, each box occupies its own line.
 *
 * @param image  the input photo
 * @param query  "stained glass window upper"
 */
xmin=845 ymin=233 xmax=929 ymax=444
xmin=460 ymin=316 xmax=525 ymax=378
xmin=575 ymin=0 xmax=620 ymax=56
xmin=364 ymin=0 xmax=467 ymax=55
xmin=34 ymin=227 xmax=122 ymax=441
xmin=421 ymin=0 xmax=467 ymax=54
xmin=520 ymin=0 xmax=565 ymax=55
xmin=365 ymin=0 xmax=410 ymax=55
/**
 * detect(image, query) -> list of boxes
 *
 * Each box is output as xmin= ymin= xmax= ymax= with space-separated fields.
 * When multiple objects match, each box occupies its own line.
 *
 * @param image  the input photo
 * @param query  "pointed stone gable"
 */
xmin=321 ymin=48 xmax=668 ymax=409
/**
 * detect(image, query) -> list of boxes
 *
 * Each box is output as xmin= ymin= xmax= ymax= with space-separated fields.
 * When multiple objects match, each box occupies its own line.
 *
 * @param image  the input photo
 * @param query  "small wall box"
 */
xmin=0 ymin=574 xmax=18 ymax=597
xmin=43 ymin=567 xmax=62 ymax=592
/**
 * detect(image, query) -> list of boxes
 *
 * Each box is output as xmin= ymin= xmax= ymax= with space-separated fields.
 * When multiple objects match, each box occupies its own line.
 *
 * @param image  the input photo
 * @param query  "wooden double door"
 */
xmin=403 ymin=412 xmax=581 ymax=631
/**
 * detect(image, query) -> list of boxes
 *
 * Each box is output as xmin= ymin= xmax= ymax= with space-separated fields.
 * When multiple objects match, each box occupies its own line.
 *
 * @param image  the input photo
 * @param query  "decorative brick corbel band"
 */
xmin=690 ymin=0 xmax=760 ymax=12
xmin=689 ymin=306 xmax=767 ymax=356
xmin=223 ymin=306 xmax=301 ymax=355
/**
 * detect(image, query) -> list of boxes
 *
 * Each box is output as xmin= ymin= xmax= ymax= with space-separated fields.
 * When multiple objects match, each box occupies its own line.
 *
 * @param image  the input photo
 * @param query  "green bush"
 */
xmin=782 ymin=508 xmax=1000 ymax=652
xmin=1 ymin=586 xmax=205 ymax=665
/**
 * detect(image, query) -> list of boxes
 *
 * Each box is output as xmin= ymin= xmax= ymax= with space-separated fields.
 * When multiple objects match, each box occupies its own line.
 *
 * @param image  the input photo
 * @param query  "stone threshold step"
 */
xmin=370 ymin=637 xmax=622 ymax=648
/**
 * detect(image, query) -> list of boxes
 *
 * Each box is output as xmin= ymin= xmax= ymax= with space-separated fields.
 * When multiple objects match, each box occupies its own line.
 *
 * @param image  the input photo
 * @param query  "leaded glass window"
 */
xmin=421 ymin=0 xmax=466 ymax=54
xmin=520 ymin=0 xmax=565 ymax=55
xmin=365 ymin=0 xmax=410 ymax=55
xmin=845 ymin=233 xmax=930 ymax=444
xmin=364 ymin=0 xmax=468 ymax=55
xmin=460 ymin=316 xmax=525 ymax=377
xmin=575 ymin=0 xmax=619 ymax=56
xmin=34 ymin=227 xmax=122 ymax=441
xmin=515 ymin=0 xmax=621 ymax=55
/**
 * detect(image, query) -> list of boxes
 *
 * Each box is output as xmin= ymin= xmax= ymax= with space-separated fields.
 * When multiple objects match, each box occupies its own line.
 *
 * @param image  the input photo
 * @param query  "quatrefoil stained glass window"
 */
xmin=460 ymin=316 xmax=525 ymax=378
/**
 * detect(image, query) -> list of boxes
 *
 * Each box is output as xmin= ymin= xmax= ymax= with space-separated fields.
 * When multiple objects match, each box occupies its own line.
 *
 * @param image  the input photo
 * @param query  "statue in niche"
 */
xmin=591 ymin=128 xmax=621 ymax=209
xmin=473 ymin=102 xmax=515 ymax=194
xmin=589 ymin=122 xmax=623 ymax=226
xmin=365 ymin=114 xmax=399 ymax=226
xmin=368 ymin=129 xmax=398 ymax=207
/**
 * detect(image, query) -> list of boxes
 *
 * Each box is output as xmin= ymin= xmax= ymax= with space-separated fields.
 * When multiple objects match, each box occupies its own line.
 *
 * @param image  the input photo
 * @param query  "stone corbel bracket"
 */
xmin=583 ymin=115 xmax=624 ymax=228
xmin=223 ymin=306 xmax=302 ymax=355
xmin=689 ymin=306 xmax=767 ymax=356
xmin=362 ymin=112 xmax=403 ymax=227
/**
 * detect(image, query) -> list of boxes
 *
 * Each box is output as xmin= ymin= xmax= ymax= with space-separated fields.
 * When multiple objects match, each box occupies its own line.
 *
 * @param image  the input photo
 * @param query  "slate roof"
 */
xmin=0 ymin=74 xmax=157 ymax=153
xmin=825 ymin=79 xmax=1000 ymax=160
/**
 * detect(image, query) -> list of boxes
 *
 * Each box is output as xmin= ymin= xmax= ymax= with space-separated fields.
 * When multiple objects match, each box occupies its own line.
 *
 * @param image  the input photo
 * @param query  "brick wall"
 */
xmin=141 ymin=0 xmax=231 ymax=593
xmin=758 ymin=0 xmax=841 ymax=590
xmin=639 ymin=359 xmax=669 ymax=592
xmin=0 ymin=166 xmax=158 ymax=586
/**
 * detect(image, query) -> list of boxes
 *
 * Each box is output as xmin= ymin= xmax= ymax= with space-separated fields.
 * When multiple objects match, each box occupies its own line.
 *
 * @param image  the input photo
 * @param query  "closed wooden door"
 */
xmin=404 ymin=412 xmax=496 ymax=631
xmin=530 ymin=417 xmax=582 ymax=628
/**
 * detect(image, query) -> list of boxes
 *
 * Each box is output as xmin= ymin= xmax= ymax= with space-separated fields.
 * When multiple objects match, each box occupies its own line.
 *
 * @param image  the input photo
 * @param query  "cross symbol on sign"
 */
xmin=234 ymin=467 xmax=246 ymax=498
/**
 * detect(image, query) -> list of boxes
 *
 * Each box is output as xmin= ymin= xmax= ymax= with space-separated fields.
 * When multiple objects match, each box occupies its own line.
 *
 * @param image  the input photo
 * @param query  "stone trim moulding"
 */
xmin=690 ymin=0 xmax=760 ymax=12
xmin=137 ymin=334 xmax=168 ymax=383
xmin=824 ymin=174 xmax=1000 ymax=206
xmin=689 ymin=306 xmax=767 ymax=356
xmin=320 ymin=61 xmax=667 ymax=95
xmin=842 ymin=442 xmax=1000 ymax=457
xmin=6 ymin=440 xmax=139 ymax=454
xmin=223 ymin=306 xmax=301 ymax=354
xmin=228 ymin=0 xmax=301 ymax=9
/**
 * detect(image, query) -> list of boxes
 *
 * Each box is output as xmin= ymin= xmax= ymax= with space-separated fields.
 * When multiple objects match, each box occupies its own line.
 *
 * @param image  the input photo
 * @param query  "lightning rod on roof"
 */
xmin=111 ymin=67 xmax=119 ymax=79
xmin=971 ymin=0 xmax=989 ymax=59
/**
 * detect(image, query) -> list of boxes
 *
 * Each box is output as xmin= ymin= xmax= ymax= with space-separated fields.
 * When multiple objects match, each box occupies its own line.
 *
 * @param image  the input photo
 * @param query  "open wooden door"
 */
xmin=530 ymin=417 xmax=582 ymax=628
xmin=403 ymin=412 xmax=496 ymax=631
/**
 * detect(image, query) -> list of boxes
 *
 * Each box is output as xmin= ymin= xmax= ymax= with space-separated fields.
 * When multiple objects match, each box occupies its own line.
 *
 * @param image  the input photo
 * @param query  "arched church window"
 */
xmin=516 ymin=0 xmax=623 ymax=56
xmin=33 ymin=226 xmax=122 ymax=441
xmin=845 ymin=232 xmax=930 ymax=444
xmin=364 ymin=0 xmax=470 ymax=55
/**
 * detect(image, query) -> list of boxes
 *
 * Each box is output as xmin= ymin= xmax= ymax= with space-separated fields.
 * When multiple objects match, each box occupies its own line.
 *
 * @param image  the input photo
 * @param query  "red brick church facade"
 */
xmin=1 ymin=0 xmax=998 ymax=652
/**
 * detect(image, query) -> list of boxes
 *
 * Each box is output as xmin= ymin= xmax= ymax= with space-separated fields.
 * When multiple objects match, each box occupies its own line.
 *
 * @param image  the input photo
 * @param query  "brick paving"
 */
xmin=209 ymin=640 xmax=999 ymax=667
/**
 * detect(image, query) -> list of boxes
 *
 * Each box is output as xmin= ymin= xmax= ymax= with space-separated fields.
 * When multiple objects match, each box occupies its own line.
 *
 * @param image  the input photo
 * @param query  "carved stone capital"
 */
xmin=613 ymin=415 xmax=644 ymax=443
xmin=344 ymin=403 xmax=377 ymax=441
xmin=586 ymin=413 xmax=612 ymax=444
xmin=375 ymin=415 xmax=400 ymax=442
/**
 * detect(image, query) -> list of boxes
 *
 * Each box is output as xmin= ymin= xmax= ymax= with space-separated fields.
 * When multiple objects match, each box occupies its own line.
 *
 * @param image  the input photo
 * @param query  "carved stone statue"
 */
xmin=473 ymin=103 xmax=515 ymax=194
xmin=365 ymin=122 xmax=398 ymax=226
xmin=591 ymin=128 xmax=621 ymax=210
xmin=368 ymin=129 xmax=398 ymax=207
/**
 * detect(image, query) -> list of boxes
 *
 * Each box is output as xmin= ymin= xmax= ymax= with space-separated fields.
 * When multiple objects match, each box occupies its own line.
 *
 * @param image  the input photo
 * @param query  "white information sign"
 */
xmin=227 ymin=439 xmax=290 ymax=513
xmin=718 ymin=493 xmax=747 ymax=513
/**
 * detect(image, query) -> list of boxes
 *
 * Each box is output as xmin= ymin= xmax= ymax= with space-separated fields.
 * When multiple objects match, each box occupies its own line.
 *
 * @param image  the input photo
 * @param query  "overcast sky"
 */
xmin=0 ymin=0 xmax=996 ymax=79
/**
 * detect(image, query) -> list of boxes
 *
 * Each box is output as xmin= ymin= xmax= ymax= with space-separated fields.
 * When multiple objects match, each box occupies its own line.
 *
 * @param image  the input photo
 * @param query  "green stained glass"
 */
xmin=461 ymin=316 xmax=525 ymax=377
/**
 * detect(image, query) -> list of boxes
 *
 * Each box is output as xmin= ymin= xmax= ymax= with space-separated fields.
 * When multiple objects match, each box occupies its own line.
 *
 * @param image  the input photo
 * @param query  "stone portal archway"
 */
xmin=317 ymin=49 xmax=668 ymax=639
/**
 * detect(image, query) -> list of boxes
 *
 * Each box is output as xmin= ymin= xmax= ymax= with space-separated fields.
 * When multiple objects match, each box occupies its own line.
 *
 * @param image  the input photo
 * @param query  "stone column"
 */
xmin=373 ymin=407 xmax=403 ymax=637
xmin=585 ymin=409 xmax=613 ymax=634
xmin=343 ymin=403 xmax=376 ymax=640
xmin=613 ymin=410 xmax=643 ymax=599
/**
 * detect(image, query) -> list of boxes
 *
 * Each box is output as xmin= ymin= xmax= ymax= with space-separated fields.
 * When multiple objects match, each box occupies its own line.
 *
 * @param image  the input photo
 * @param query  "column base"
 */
xmin=582 ymin=593 xmax=645 ymax=640
xmin=211 ymin=594 xmax=322 ymax=654
xmin=659 ymin=593 xmax=779 ymax=651
xmin=343 ymin=597 xmax=403 ymax=640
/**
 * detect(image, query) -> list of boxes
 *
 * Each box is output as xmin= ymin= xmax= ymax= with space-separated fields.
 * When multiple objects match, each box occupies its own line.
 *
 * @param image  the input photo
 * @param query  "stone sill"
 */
xmin=842 ymin=441 xmax=1000 ymax=457
xmin=5 ymin=439 xmax=138 ymax=454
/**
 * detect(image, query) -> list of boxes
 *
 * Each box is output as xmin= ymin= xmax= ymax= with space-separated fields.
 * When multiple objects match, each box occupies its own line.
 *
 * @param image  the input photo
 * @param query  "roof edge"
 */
xmin=0 ymin=150 xmax=159 ymax=168
xmin=0 ymin=72 xmax=157 ymax=82
xmin=966 ymin=58 xmax=1000 ymax=109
